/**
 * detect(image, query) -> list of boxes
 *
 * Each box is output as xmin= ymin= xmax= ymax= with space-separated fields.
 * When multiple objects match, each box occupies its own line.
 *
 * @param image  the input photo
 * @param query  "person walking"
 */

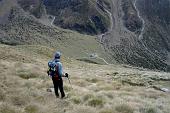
xmin=47 ymin=51 xmax=68 ymax=98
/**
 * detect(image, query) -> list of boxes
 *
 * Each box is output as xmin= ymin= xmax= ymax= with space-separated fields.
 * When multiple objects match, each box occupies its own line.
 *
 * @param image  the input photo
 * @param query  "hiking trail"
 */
xmin=97 ymin=0 xmax=113 ymax=43
xmin=133 ymin=0 xmax=164 ymax=60
xmin=134 ymin=0 xmax=145 ymax=40
xmin=51 ymin=16 xmax=55 ymax=26
xmin=88 ymin=0 xmax=114 ymax=44
xmin=89 ymin=53 xmax=109 ymax=65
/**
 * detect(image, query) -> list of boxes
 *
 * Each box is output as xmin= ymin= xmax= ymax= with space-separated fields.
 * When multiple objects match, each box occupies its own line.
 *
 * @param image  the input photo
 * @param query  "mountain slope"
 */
xmin=101 ymin=0 xmax=170 ymax=71
xmin=0 ymin=44 xmax=170 ymax=113
xmin=0 ymin=1 xmax=170 ymax=112
xmin=17 ymin=0 xmax=111 ymax=35
xmin=0 ymin=0 xmax=170 ymax=71
xmin=0 ymin=0 xmax=111 ymax=62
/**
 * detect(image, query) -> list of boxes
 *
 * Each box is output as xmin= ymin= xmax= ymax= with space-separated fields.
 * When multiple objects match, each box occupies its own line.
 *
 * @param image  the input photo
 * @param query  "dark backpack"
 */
xmin=47 ymin=61 xmax=59 ymax=78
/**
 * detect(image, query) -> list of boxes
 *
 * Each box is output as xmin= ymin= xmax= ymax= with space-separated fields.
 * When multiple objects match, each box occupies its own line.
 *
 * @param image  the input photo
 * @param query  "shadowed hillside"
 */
xmin=17 ymin=0 xmax=111 ymax=35
xmin=101 ymin=0 xmax=170 ymax=72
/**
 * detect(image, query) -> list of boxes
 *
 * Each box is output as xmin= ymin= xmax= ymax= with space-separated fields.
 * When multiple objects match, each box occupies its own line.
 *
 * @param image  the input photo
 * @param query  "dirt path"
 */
xmin=51 ymin=16 xmax=55 ymax=26
xmin=134 ymin=0 xmax=145 ymax=40
xmin=133 ymin=0 xmax=164 ymax=60
xmin=96 ymin=0 xmax=114 ymax=44
xmin=88 ymin=0 xmax=114 ymax=44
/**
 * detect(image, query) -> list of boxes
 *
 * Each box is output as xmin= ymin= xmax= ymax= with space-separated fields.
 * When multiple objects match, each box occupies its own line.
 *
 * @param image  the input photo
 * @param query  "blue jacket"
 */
xmin=53 ymin=59 xmax=63 ymax=77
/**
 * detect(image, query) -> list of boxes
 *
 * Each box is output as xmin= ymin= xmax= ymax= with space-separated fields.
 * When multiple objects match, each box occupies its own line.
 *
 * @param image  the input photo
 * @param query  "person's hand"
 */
xmin=47 ymin=70 xmax=49 ymax=75
xmin=65 ymin=73 xmax=69 ymax=78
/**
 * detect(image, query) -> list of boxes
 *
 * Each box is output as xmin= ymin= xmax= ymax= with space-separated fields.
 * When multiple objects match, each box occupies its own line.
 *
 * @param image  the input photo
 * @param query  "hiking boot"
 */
xmin=55 ymin=94 xmax=59 ymax=98
xmin=61 ymin=96 xmax=65 ymax=99
xmin=61 ymin=94 xmax=66 ymax=99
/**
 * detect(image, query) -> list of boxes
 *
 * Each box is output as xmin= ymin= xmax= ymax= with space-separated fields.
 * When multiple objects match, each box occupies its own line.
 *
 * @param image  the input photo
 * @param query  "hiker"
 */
xmin=47 ymin=51 xmax=68 ymax=98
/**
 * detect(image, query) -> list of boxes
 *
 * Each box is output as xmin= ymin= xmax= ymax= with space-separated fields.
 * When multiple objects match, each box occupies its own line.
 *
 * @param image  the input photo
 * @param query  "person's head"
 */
xmin=54 ymin=51 xmax=61 ymax=59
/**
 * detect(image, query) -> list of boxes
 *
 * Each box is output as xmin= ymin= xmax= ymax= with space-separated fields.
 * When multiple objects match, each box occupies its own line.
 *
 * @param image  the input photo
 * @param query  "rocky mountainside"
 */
xmin=17 ymin=0 xmax=111 ymax=35
xmin=0 ymin=0 xmax=111 ymax=62
xmin=101 ymin=0 xmax=170 ymax=71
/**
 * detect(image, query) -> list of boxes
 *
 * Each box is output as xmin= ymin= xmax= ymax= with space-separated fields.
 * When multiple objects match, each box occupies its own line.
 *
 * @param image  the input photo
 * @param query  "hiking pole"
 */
xmin=65 ymin=73 xmax=73 ymax=89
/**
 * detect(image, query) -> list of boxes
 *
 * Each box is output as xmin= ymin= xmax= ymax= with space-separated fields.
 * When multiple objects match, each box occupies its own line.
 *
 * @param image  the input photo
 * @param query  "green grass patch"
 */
xmin=10 ymin=95 xmax=28 ymax=106
xmin=35 ymin=96 xmax=46 ymax=103
xmin=71 ymin=97 xmax=81 ymax=104
xmin=74 ymin=80 xmax=87 ymax=87
xmin=64 ymin=85 xmax=72 ymax=92
xmin=69 ymin=106 xmax=97 ymax=113
xmin=140 ymin=107 xmax=159 ymax=113
xmin=83 ymin=94 xmax=94 ymax=101
xmin=115 ymin=104 xmax=134 ymax=113
xmin=88 ymin=97 xmax=104 ymax=107
xmin=105 ymin=93 xmax=114 ymax=99
xmin=86 ymin=78 xmax=99 ymax=83
xmin=16 ymin=70 xmax=39 ymax=79
xmin=0 ymin=104 xmax=17 ymax=113
xmin=0 ymin=89 xmax=6 ymax=101
xmin=99 ymin=109 xmax=113 ymax=113
xmin=99 ymin=85 xmax=114 ymax=91
xmin=25 ymin=105 xmax=39 ymax=113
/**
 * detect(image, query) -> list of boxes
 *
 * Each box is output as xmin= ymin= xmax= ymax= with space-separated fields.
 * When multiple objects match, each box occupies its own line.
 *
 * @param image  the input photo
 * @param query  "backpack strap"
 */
xmin=55 ymin=64 xmax=59 ymax=77
xmin=53 ymin=63 xmax=60 ymax=80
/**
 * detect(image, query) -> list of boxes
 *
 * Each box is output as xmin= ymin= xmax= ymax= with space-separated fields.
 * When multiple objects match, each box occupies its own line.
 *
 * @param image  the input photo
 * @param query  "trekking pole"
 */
xmin=67 ymin=76 xmax=73 ymax=89
xmin=65 ymin=73 xmax=73 ymax=89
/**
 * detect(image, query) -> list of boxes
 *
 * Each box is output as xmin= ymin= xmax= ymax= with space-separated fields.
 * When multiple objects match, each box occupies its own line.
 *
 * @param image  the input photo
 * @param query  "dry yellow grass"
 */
xmin=0 ymin=44 xmax=170 ymax=113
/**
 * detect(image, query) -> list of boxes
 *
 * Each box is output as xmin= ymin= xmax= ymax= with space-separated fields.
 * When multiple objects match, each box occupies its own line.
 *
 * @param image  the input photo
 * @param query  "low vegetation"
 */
xmin=115 ymin=104 xmax=134 ymax=113
xmin=24 ymin=104 xmax=39 ymax=113
xmin=0 ymin=44 xmax=170 ymax=113
xmin=88 ymin=97 xmax=104 ymax=107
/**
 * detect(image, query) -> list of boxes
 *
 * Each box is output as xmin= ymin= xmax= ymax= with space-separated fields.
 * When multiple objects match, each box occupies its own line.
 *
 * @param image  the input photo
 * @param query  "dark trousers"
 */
xmin=52 ymin=77 xmax=65 ymax=98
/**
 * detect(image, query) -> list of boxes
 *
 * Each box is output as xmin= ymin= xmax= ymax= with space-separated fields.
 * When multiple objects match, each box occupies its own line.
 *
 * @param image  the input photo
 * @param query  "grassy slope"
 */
xmin=0 ymin=3 xmax=112 ymax=63
xmin=0 ymin=44 xmax=170 ymax=113
xmin=0 ymin=1 xmax=170 ymax=113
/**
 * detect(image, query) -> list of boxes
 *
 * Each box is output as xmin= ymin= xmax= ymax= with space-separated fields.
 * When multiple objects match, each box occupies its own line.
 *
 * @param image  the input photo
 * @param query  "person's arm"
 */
xmin=58 ymin=62 xmax=65 ymax=77
xmin=58 ymin=62 xmax=68 ymax=77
